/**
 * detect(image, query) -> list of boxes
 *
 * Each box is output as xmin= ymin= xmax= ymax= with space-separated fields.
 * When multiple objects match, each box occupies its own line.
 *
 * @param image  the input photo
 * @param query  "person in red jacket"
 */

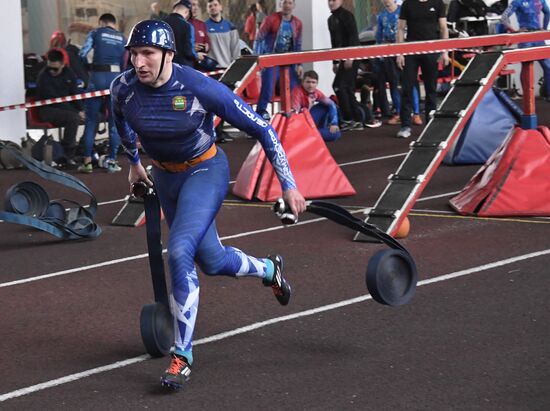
xmin=292 ymin=70 xmax=341 ymax=141
xmin=254 ymin=0 xmax=303 ymax=121
xmin=189 ymin=0 xmax=212 ymax=70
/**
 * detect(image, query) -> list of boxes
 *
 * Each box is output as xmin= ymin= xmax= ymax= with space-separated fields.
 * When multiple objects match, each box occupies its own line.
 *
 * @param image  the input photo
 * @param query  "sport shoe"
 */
xmin=340 ymin=120 xmax=353 ymax=131
xmin=350 ymin=121 xmax=364 ymax=131
xmin=387 ymin=114 xmax=401 ymax=125
xmin=256 ymin=110 xmax=271 ymax=122
xmin=77 ymin=162 xmax=93 ymax=173
xmin=412 ymin=114 xmax=423 ymax=126
xmin=364 ymin=119 xmax=382 ymax=128
xmin=105 ymin=159 xmax=122 ymax=173
xmin=396 ymin=127 xmax=412 ymax=139
xmin=263 ymin=254 xmax=291 ymax=306
xmin=160 ymin=354 xmax=192 ymax=389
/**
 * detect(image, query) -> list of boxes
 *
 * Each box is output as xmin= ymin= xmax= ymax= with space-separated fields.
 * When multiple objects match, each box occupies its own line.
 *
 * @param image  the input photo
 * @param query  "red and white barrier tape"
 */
xmin=0 ymin=89 xmax=110 ymax=112
xmin=0 ymin=67 xmax=226 ymax=113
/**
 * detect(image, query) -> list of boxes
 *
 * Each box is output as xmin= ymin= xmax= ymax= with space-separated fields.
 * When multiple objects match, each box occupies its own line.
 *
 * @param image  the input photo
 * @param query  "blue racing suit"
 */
xmin=111 ymin=64 xmax=297 ymax=363
xmin=79 ymin=26 xmax=126 ymax=160
xmin=501 ymin=0 xmax=550 ymax=97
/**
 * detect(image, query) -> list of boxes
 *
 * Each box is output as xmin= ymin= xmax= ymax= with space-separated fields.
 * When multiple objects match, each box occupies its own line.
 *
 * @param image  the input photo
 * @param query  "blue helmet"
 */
xmin=125 ymin=20 xmax=176 ymax=53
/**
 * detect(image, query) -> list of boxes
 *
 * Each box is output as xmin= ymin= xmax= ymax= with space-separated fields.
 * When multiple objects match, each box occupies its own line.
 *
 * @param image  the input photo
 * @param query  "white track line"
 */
xmin=1 ymin=248 xmax=549 ymax=402
xmin=0 ymin=187 xmax=492 ymax=290
xmin=1 ymin=151 xmax=408 ymax=220
xmin=0 ymin=216 xmax=330 ymax=289
xmin=338 ymin=152 xmax=407 ymax=167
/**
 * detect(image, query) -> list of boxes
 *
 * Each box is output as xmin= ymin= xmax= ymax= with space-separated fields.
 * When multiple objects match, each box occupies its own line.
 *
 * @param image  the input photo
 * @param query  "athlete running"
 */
xmin=111 ymin=19 xmax=306 ymax=390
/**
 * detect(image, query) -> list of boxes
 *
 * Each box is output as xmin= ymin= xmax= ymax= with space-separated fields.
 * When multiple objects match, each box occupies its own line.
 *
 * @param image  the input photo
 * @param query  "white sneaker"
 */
xmin=396 ymin=127 xmax=411 ymax=139
xmin=106 ymin=159 xmax=122 ymax=173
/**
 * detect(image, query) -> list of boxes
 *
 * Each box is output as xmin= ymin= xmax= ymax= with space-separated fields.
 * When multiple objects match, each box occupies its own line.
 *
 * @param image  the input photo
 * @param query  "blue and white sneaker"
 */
xmin=263 ymin=254 xmax=291 ymax=306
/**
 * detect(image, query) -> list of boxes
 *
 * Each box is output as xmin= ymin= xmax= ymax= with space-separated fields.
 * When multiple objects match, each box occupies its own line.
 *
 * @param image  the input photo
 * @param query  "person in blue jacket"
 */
xmin=500 ymin=0 xmax=550 ymax=100
xmin=111 ymin=20 xmax=306 ymax=390
xmin=78 ymin=13 xmax=126 ymax=173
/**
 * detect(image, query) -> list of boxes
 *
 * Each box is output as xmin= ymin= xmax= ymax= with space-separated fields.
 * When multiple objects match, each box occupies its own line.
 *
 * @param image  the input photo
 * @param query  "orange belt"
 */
xmin=152 ymin=144 xmax=217 ymax=173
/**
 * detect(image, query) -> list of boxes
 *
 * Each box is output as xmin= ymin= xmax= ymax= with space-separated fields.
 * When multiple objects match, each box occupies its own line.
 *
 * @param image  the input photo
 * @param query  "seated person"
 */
xmin=35 ymin=49 xmax=85 ymax=164
xmin=291 ymin=70 xmax=341 ymax=142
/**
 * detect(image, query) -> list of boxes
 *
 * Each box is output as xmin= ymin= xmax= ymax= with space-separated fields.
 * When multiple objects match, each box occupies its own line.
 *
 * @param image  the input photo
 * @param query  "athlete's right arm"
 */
xmin=110 ymin=76 xmax=140 ymax=165
xmin=500 ymin=1 xmax=518 ymax=31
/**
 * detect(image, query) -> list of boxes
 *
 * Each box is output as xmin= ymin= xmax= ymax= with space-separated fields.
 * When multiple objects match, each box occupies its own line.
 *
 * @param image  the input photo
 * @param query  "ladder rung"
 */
xmin=388 ymin=173 xmax=425 ymax=183
xmin=410 ymin=141 xmax=447 ymax=150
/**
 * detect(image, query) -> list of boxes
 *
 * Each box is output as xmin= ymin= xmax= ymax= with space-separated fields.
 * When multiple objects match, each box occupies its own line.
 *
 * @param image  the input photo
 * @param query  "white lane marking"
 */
xmin=0 ymin=216 xmax=331 ymax=289
xmin=0 ymin=151 xmax=407 ymax=222
xmin=338 ymin=152 xmax=407 ymax=167
xmin=415 ymin=191 xmax=460 ymax=202
xmin=1 ymin=248 xmax=549 ymax=402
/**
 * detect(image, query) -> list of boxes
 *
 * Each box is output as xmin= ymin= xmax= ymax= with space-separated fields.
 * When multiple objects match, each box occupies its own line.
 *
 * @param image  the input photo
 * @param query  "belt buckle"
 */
xmin=110 ymin=65 xmax=120 ymax=72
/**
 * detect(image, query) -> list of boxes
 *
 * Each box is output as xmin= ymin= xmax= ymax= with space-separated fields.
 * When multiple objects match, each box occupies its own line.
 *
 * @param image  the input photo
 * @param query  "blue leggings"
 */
xmin=310 ymin=105 xmax=341 ymax=142
xmin=152 ymin=148 xmax=270 ymax=364
xmin=256 ymin=66 xmax=300 ymax=114
xmin=81 ymin=72 xmax=121 ymax=159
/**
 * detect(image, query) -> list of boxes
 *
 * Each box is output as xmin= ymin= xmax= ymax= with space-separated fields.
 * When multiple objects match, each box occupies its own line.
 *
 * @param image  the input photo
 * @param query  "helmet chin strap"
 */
xmin=153 ymin=49 xmax=168 ymax=85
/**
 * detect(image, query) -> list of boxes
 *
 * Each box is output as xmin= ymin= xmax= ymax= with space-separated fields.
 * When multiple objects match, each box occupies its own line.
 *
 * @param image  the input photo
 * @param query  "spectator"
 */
xmin=328 ymin=0 xmax=381 ymax=131
xmin=187 ymin=0 xmax=211 ymax=70
xmin=244 ymin=4 xmax=258 ymax=46
xmin=77 ymin=13 xmax=126 ymax=173
xmin=49 ymin=31 xmax=89 ymax=89
xmin=111 ymin=19 xmax=306 ymax=389
xmin=292 ymin=70 xmax=341 ymax=141
xmin=500 ymin=0 xmax=550 ymax=101
xmin=78 ymin=13 xmax=126 ymax=173
xmin=205 ymin=0 xmax=241 ymax=143
xmin=190 ymin=0 xmax=203 ymax=19
xmin=255 ymin=0 xmax=268 ymax=35
xmin=254 ymin=0 xmax=304 ymax=121
xmin=36 ymin=49 xmax=85 ymax=165
xmin=375 ymin=0 xmax=422 ymax=126
xmin=164 ymin=0 xmax=198 ymax=67
xmin=205 ymin=0 xmax=240 ymax=69
xmin=395 ymin=0 xmax=449 ymax=138
xmin=150 ymin=2 xmax=168 ymax=20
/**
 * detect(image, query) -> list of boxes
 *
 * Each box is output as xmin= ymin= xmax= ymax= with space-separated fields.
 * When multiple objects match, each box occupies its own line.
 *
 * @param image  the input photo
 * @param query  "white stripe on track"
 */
xmin=0 ymin=216 xmax=330 ymax=289
xmin=1 ymin=151 xmax=407 ymax=220
xmin=1 ymin=248 xmax=549 ymax=402
xmin=338 ymin=152 xmax=407 ymax=167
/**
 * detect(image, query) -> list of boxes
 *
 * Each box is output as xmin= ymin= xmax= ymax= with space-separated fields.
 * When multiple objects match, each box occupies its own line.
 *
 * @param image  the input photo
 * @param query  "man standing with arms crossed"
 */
xmin=395 ymin=0 xmax=449 ymax=138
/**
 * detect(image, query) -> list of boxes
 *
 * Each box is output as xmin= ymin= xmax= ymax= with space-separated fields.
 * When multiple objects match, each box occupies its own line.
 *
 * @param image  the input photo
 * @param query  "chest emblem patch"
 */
xmin=172 ymin=96 xmax=187 ymax=111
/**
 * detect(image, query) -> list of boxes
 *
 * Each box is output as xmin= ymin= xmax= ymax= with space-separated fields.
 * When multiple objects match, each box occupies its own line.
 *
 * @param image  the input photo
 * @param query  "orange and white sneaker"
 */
xmin=160 ymin=354 xmax=191 ymax=390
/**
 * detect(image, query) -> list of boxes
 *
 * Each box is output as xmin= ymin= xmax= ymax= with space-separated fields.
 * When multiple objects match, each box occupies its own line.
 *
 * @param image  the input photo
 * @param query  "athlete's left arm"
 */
xmin=191 ymin=70 xmax=297 ymax=192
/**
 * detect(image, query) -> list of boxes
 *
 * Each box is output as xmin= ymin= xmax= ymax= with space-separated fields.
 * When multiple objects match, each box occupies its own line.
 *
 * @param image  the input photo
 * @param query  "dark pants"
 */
xmin=38 ymin=106 xmax=80 ymax=159
xmin=333 ymin=62 xmax=363 ymax=123
xmin=400 ymin=53 xmax=439 ymax=127
xmin=374 ymin=57 xmax=401 ymax=116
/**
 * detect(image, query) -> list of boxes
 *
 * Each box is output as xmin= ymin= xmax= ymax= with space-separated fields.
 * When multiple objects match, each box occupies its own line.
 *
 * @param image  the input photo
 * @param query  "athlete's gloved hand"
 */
xmin=129 ymin=162 xmax=153 ymax=196
xmin=273 ymin=198 xmax=297 ymax=224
